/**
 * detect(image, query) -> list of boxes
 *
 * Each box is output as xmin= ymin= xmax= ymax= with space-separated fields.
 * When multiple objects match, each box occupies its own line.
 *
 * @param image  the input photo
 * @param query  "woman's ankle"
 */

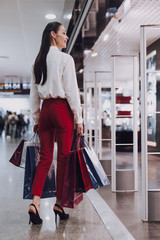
xmin=55 ymin=199 xmax=61 ymax=206
xmin=32 ymin=195 xmax=40 ymax=206
xmin=29 ymin=196 xmax=41 ymax=214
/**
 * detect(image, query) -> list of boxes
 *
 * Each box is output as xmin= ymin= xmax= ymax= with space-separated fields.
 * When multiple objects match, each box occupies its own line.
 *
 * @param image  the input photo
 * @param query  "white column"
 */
xmin=94 ymin=72 xmax=98 ymax=154
xmin=98 ymin=81 xmax=102 ymax=159
xmin=133 ymin=56 xmax=138 ymax=191
xmin=84 ymin=79 xmax=88 ymax=141
xmin=111 ymin=56 xmax=116 ymax=191
xmin=89 ymin=87 xmax=92 ymax=147
xmin=140 ymin=26 xmax=148 ymax=221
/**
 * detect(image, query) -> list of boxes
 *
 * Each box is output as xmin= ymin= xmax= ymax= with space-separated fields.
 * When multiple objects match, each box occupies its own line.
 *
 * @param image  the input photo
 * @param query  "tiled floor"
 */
xmin=2 ymin=132 xmax=160 ymax=240
xmin=0 ymin=134 xmax=112 ymax=240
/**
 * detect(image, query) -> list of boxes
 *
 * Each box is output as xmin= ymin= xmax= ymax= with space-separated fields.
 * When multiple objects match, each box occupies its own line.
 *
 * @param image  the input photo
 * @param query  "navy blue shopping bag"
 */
xmin=23 ymin=146 xmax=56 ymax=199
xmin=81 ymin=148 xmax=103 ymax=189
xmin=80 ymin=136 xmax=110 ymax=189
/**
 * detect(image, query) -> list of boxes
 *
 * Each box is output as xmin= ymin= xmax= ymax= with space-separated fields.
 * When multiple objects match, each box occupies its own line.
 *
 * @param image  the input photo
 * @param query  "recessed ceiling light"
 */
xmin=67 ymin=14 xmax=72 ymax=19
xmin=79 ymin=69 xmax=83 ymax=73
xmin=91 ymin=52 xmax=98 ymax=57
xmin=103 ymin=34 xmax=109 ymax=41
xmin=45 ymin=14 xmax=56 ymax=20
xmin=84 ymin=50 xmax=91 ymax=55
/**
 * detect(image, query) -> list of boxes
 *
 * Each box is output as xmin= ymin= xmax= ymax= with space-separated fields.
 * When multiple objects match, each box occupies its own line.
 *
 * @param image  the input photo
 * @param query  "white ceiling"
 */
xmin=0 ymin=0 xmax=74 ymax=83
xmin=84 ymin=0 xmax=160 ymax=73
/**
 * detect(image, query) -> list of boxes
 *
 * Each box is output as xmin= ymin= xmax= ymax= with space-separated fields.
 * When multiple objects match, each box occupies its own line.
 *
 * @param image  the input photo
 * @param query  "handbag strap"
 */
xmin=72 ymin=134 xmax=85 ymax=150
xmin=29 ymin=133 xmax=39 ymax=147
xmin=29 ymin=133 xmax=36 ymax=141
xmin=79 ymin=136 xmax=91 ymax=150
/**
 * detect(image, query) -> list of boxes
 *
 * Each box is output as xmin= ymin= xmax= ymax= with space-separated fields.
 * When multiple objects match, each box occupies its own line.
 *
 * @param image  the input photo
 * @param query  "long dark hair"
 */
xmin=33 ymin=22 xmax=62 ymax=85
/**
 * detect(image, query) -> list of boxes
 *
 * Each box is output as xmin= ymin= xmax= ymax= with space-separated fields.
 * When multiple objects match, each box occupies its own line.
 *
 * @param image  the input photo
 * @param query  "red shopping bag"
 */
xmin=77 ymin=149 xmax=93 ymax=191
xmin=9 ymin=139 xmax=26 ymax=167
xmin=61 ymin=150 xmax=83 ymax=208
xmin=75 ymin=151 xmax=86 ymax=193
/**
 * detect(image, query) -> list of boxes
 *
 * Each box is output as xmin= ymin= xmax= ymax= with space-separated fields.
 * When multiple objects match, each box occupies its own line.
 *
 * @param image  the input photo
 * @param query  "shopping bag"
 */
xmin=71 ymin=136 xmax=87 ymax=193
xmin=9 ymin=139 xmax=26 ymax=167
xmin=20 ymin=133 xmax=39 ymax=168
xmin=76 ymin=151 xmax=86 ymax=193
xmin=23 ymin=146 xmax=56 ymax=199
xmin=20 ymin=140 xmax=39 ymax=168
xmin=71 ymin=128 xmax=77 ymax=151
xmin=61 ymin=150 xmax=83 ymax=208
xmin=81 ymin=148 xmax=102 ymax=189
xmin=9 ymin=133 xmax=38 ymax=168
xmin=82 ymin=147 xmax=110 ymax=186
xmin=77 ymin=149 xmax=94 ymax=191
xmin=80 ymin=136 xmax=110 ymax=188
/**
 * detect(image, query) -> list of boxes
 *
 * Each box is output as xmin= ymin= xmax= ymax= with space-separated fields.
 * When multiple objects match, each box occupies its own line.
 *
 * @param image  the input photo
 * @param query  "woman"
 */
xmin=29 ymin=22 xmax=83 ymax=224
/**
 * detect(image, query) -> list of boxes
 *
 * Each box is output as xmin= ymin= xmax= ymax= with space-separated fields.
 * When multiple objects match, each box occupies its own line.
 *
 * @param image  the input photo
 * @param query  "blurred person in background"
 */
xmin=8 ymin=112 xmax=18 ymax=138
xmin=0 ymin=115 xmax=4 ymax=136
xmin=26 ymin=118 xmax=30 ymax=131
xmin=4 ymin=111 xmax=11 ymax=137
xmin=16 ymin=114 xmax=27 ymax=137
xmin=21 ymin=114 xmax=26 ymax=135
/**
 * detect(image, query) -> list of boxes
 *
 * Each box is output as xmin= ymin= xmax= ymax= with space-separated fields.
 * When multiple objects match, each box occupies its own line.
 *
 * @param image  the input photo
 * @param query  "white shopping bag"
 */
xmin=20 ymin=134 xmax=39 ymax=168
xmin=84 ymin=147 xmax=110 ymax=186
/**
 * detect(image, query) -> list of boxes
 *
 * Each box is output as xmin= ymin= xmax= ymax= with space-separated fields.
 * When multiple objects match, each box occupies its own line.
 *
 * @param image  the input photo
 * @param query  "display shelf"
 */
xmin=111 ymin=55 xmax=138 ymax=193
xmin=116 ymin=95 xmax=132 ymax=103
xmin=84 ymin=71 xmax=112 ymax=173
xmin=117 ymin=115 xmax=132 ymax=118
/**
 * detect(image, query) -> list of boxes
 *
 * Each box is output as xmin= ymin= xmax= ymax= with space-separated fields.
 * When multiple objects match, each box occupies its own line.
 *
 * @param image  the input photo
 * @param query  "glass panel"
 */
xmin=102 ymin=140 xmax=111 ymax=160
xmin=101 ymin=88 xmax=111 ymax=123
xmin=85 ymin=87 xmax=95 ymax=128
xmin=147 ymin=113 xmax=157 ymax=152
xmin=114 ymin=57 xmax=133 ymax=89
xmin=116 ymin=102 xmax=133 ymax=117
xmin=116 ymin=117 xmax=133 ymax=132
xmin=146 ymin=50 xmax=160 ymax=153
xmin=146 ymin=51 xmax=157 ymax=113
xmin=116 ymin=146 xmax=133 ymax=169
xmin=116 ymin=130 xmax=133 ymax=144
xmin=156 ymin=74 xmax=160 ymax=112
xmin=148 ymin=154 xmax=160 ymax=189
xmin=102 ymin=124 xmax=111 ymax=139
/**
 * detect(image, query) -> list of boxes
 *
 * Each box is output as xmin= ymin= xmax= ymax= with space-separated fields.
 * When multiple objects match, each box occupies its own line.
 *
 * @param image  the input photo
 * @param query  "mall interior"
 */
xmin=1 ymin=0 xmax=160 ymax=239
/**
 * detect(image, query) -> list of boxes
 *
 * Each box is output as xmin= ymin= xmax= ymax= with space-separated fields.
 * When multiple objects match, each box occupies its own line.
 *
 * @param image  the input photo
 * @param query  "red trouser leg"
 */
xmin=31 ymin=99 xmax=74 ymax=199
xmin=31 ymin=128 xmax=55 ymax=196
xmin=56 ymin=125 xmax=73 ymax=200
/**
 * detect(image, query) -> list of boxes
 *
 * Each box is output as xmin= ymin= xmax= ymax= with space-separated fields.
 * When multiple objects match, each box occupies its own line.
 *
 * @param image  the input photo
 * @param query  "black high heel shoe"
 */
xmin=28 ymin=203 xmax=43 ymax=225
xmin=53 ymin=204 xmax=69 ymax=222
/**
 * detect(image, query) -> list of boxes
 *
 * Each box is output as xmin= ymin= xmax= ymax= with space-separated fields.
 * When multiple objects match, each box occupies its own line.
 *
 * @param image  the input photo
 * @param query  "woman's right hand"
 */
xmin=77 ymin=123 xmax=83 ymax=136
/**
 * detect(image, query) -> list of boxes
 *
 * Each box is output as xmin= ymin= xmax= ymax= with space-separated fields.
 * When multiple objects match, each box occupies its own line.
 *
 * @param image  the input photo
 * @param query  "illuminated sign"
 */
xmin=0 ymin=83 xmax=30 ymax=94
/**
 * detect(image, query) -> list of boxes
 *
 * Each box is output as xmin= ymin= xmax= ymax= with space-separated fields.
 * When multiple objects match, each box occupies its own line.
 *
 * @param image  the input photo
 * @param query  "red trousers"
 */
xmin=31 ymin=98 xmax=74 ymax=200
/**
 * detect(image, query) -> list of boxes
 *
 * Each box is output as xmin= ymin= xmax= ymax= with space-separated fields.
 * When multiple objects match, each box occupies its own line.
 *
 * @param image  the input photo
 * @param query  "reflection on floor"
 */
xmin=0 ymin=134 xmax=112 ymax=240
xmin=148 ymin=154 xmax=160 ymax=189
xmin=98 ymin=152 xmax=160 ymax=240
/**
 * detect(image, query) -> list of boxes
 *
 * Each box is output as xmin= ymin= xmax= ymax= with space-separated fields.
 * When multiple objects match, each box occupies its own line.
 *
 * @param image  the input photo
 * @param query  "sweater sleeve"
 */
xmin=30 ymin=68 xmax=40 ymax=125
xmin=63 ymin=55 xmax=83 ymax=124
